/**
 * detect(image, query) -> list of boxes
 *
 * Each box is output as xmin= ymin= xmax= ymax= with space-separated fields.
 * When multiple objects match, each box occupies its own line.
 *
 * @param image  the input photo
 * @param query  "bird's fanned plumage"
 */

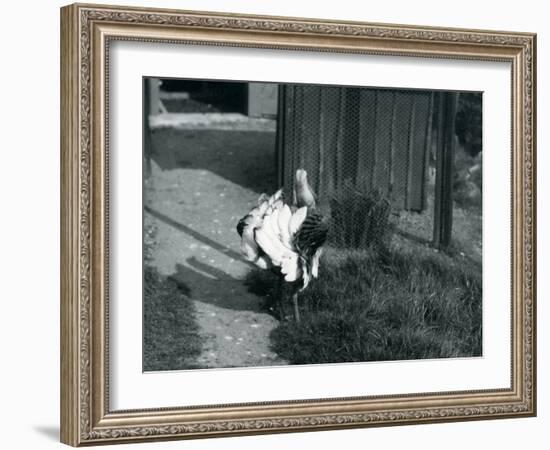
xmin=236 ymin=169 xmax=328 ymax=291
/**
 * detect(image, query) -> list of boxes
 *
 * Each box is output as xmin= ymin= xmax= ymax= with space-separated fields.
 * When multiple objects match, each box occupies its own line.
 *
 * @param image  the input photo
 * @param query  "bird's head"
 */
xmin=294 ymin=169 xmax=316 ymax=208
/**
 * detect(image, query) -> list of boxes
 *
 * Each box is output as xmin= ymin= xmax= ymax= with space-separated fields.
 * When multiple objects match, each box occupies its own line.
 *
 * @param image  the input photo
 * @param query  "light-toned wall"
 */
xmin=0 ymin=1 xmax=545 ymax=448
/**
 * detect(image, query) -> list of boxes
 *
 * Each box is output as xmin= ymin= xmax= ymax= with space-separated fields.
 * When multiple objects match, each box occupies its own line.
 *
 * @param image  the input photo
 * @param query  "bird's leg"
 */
xmin=292 ymin=291 xmax=300 ymax=323
xmin=276 ymin=275 xmax=286 ymax=321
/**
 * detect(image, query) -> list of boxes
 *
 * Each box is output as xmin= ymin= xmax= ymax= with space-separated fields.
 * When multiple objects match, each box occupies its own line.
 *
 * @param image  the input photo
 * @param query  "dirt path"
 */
xmin=146 ymin=126 xmax=287 ymax=369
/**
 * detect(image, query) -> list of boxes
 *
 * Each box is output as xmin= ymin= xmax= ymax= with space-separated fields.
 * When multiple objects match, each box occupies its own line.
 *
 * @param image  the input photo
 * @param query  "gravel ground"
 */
xmin=145 ymin=126 xmax=287 ymax=369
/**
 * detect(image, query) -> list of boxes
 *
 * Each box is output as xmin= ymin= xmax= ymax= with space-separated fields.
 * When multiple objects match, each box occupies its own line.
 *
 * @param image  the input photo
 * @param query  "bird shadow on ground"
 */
xmin=145 ymin=202 xmax=281 ymax=316
xmin=170 ymin=257 xmax=267 ymax=313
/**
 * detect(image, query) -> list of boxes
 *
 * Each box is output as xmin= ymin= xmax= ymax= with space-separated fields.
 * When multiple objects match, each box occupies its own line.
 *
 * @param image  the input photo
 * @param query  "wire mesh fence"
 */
xmin=279 ymin=84 xmax=443 ymax=254
xmin=145 ymin=78 xmax=482 ymax=262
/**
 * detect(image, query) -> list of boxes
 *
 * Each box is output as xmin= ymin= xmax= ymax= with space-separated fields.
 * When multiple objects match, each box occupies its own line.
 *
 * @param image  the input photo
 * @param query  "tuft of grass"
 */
xmin=143 ymin=266 xmax=203 ymax=371
xmin=329 ymin=188 xmax=392 ymax=252
xmin=262 ymin=247 xmax=481 ymax=365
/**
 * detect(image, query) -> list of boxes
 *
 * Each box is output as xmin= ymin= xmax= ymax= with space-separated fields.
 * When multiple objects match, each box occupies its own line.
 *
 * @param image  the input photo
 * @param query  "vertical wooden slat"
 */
xmin=433 ymin=92 xmax=457 ymax=248
xmin=405 ymin=96 xmax=417 ymax=209
xmin=283 ymin=84 xmax=296 ymax=194
xmin=342 ymin=88 xmax=360 ymax=187
xmin=422 ymin=93 xmax=435 ymax=209
xmin=319 ymin=86 xmax=341 ymax=202
xmin=373 ymin=90 xmax=394 ymax=194
xmin=408 ymin=92 xmax=431 ymax=211
xmin=357 ymin=89 xmax=377 ymax=192
xmin=388 ymin=91 xmax=397 ymax=201
xmin=335 ymin=88 xmax=347 ymax=193
xmin=392 ymin=92 xmax=414 ymax=208
xmin=317 ymin=88 xmax=325 ymax=201
xmin=295 ymin=86 xmax=305 ymax=185
xmin=301 ymin=85 xmax=322 ymax=192
xmin=275 ymin=85 xmax=286 ymax=189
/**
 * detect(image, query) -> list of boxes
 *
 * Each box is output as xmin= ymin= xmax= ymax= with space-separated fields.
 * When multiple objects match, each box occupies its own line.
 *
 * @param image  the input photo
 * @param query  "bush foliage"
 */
xmin=329 ymin=188 xmax=392 ymax=252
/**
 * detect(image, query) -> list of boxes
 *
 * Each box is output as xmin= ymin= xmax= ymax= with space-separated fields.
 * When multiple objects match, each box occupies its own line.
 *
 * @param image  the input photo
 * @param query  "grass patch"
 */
xmin=329 ymin=188 xmax=392 ymax=251
xmin=143 ymin=266 xmax=203 ymax=371
xmin=251 ymin=247 xmax=481 ymax=365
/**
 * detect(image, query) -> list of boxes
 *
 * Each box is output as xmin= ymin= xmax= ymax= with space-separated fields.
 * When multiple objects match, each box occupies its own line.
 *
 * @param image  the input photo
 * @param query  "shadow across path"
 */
xmin=150 ymin=128 xmax=277 ymax=194
xmin=145 ymin=205 xmax=248 ymax=265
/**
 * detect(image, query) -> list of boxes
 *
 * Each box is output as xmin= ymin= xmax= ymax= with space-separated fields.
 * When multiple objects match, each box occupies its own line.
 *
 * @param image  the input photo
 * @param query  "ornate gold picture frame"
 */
xmin=60 ymin=3 xmax=536 ymax=446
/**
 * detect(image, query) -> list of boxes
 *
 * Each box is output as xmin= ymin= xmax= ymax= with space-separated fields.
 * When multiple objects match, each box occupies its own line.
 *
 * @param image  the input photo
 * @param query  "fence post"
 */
xmin=433 ymin=92 xmax=457 ymax=249
xmin=275 ymin=85 xmax=286 ymax=188
xmin=143 ymin=78 xmax=161 ymax=179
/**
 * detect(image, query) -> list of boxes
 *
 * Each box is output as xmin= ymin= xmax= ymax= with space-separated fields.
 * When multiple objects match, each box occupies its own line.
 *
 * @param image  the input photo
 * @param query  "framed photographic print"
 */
xmin=60 ymin=3 xmax=537 ymax=446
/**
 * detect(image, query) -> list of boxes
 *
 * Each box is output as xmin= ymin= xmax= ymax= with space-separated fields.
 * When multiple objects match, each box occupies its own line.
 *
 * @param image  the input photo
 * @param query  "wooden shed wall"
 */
xmin=279 ymin=85 xmax=434 ymax=212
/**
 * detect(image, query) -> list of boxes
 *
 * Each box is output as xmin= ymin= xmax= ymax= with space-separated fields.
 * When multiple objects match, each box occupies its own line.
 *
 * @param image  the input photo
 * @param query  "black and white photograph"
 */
xmin=142 ymin=78 xmax=483 ymax=372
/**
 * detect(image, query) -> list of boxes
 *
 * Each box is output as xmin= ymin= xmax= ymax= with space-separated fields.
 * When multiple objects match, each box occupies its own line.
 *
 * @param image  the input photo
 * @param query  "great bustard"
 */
xmin=236 ymin=169 xmax=328 ymax=321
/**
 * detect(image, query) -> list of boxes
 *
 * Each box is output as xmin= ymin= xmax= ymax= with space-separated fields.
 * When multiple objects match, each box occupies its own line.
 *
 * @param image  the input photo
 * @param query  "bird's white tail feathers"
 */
xmin=295 ymin=247 xmax=322 ymax=291
xmin=240 ymin=190 xmax=308 ymax=282
xmin=311 ymin=247 xmax=323 ymax=279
